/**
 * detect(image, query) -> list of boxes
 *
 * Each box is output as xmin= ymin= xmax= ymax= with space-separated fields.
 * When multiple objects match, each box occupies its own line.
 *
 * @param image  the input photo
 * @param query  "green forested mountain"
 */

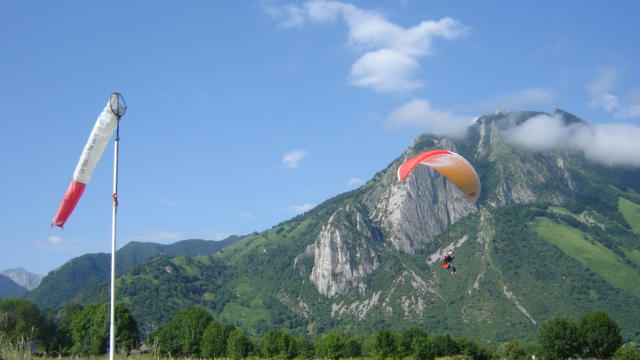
xmin=0 ymin=273 xmax=27 ymax=299
xmin=25 ymin=237 xmax=242 ymax=309
xmin=67 ymin=110 xmax=640 ymax=344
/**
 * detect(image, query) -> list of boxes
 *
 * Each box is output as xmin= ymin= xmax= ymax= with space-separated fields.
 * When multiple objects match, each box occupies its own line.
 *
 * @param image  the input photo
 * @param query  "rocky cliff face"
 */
xmin=365 ymin=137 xmax=478 ymax=254
xmin=296 ymin=203 xmax=383 ymax=298
xmin=299 ymin=134 xmax=481 ymax=297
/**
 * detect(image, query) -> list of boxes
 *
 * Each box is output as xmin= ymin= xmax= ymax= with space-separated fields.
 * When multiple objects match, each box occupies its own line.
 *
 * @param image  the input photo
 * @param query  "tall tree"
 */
xmin=279 ymin=332 xmax=298 ymax=360
xmin=0 ymin=298 xmax=54 ymax=350
xmin=455 ymin=337 xmax=492 ymax=360
xmin=412 ymin=336 xmax=437 ymax=360
xmin=316 ymin=332 xmax=347 ymax=360
xmin=262 ymin=330 xmax=284 ymax=358
xmin=398 ymin=328 xmax=428 ymax=358
xmin=69 ymin=303 xmax=138 ymax=355
xmin=201 ymin=320 xmax=234 ymax=358
xmin=227 ymin=328 xmax=252 ymax=360
xmin=579 ymin=311 xmax=622 ymax=359
xmin=372 ymin=329 xmax=398 ymax=360
xmin=147 ymin=306 xmax=212 ymax=356
xmin=432 ymin=335 xmax=459 ymax=357
xmin=297 ymin=336 xmax=315 ymax=359
xmin=538 ymin=318 xmax=581 ymax=360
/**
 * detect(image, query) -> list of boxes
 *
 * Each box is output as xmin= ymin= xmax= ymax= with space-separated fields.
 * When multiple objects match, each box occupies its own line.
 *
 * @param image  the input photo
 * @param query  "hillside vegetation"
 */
xmin=26 ymin=110 xmax=640 ymax=345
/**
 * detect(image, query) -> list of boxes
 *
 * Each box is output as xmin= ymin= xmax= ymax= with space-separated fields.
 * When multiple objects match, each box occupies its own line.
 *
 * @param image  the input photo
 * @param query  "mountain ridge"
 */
xmin=25 ymin=237 xmax=243 ymax=309
xmin=47 ymin=109 xmax=640 ymax=343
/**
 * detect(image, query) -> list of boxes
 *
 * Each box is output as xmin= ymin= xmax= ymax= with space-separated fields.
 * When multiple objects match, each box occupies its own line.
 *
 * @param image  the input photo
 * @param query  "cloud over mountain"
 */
xmin=505 ymin=113 xmax=640 ymax=167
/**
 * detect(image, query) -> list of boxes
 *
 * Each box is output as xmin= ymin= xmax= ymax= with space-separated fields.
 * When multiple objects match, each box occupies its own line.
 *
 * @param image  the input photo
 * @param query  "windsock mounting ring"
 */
xmin=109 ymin=92 xmax=127 ymax=118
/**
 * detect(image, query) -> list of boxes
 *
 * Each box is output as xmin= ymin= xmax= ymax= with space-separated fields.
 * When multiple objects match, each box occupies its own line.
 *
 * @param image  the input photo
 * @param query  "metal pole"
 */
xmin=109 ymin=118 xmax=120 ymax=360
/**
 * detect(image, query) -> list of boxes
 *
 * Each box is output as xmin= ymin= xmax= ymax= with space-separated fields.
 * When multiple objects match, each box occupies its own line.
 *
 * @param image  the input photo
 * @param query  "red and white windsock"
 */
xmin=52 ymin=95 xmax=122 ymax=228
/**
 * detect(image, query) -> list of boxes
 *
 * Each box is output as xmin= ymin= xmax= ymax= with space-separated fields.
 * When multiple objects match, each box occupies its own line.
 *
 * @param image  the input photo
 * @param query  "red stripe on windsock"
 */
xmin=52 ymin=181 xmax=86 ymax=228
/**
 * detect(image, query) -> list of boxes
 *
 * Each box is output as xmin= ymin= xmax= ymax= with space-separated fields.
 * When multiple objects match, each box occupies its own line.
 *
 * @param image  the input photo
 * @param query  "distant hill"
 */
xmin=59 ymin=110 xmax=640 ymax=343
xmin=0 ymin=273 xmax=27 ymax=299
xmin=1 ymin=267 xmax=43 ymax=290
xmin=25 ymin=237 xmax=242 ymax=309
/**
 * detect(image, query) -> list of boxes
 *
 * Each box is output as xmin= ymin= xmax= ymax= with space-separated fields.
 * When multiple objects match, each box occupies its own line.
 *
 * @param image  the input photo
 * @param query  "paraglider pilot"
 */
xmin=441 ymin=251 xmax=457 ymax=274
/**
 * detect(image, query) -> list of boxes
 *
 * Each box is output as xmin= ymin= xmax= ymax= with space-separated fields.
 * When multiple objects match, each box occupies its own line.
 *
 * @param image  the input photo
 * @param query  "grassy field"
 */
xmin=533 ymin=217 xmax=640 ymax=298
xmin=619 ymin=197 xmax=640 ymax=235
xmin=0 ymin=346 xmax=475 ymax=360
xmin=623 ymin=249 xmax=640 ymax=268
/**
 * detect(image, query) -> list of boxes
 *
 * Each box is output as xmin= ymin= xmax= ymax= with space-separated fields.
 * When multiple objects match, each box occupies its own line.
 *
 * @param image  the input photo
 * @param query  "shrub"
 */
xmin=614 ymin=346 xmax=640 ymax=360
xmin=496 ymin=340 xmax=526 ymax=360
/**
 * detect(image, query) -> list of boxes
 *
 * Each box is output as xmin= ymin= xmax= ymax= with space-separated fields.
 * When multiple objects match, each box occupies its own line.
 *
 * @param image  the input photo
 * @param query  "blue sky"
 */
xmin=1 ymin=0 xmax=639 ymax=275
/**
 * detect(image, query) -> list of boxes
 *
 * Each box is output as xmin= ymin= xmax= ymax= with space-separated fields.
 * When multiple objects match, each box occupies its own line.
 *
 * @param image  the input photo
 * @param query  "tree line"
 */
xmin=1 ymin=298 xmax=639 ymax=360
xmin=0 ymin=298 xmax=138 ymax=355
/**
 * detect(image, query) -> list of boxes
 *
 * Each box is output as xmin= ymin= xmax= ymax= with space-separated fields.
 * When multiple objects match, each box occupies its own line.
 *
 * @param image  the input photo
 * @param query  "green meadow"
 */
xmin=533 ymin=217 xmax=640 ymax=298
xmin=619 ymin=197 xmax=640 ymax=235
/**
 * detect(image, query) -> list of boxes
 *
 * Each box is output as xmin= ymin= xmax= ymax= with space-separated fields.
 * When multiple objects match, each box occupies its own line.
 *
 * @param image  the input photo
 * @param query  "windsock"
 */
xmin=52 ymin=94 xmax=123 ymax=228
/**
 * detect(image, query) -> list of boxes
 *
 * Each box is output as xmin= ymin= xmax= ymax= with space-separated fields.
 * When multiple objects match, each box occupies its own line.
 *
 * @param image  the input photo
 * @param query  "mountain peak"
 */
xmin=1 ymin=267 xmax=43 ymax=291
xmin=552 ymin=108 xmax=587 ymax=125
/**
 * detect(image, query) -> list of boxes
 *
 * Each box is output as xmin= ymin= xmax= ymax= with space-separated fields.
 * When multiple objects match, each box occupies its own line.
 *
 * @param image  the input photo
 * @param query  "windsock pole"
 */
xmin=109 ymin=93 xmax=125 ymax=360
xmin=109 ymin=118 xmax=119 ymax=360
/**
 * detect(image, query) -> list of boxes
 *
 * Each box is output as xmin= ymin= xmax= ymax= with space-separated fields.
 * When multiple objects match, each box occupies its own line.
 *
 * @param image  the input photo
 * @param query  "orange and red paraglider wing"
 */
xmin=397 ymin=150 xmax=481 ymax=203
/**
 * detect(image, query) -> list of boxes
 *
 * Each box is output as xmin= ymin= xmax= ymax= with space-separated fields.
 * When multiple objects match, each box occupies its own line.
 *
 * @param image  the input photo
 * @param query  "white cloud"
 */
xmin=35 ymin=236 xmax=85 ymax=253
xmin=615 ymin=104 xmax=640 ymax=119
xmin=504 ymin=113 xmax=640 ymax=167
xmin=586 ymin=67 xmax=640 ymax=118
xmin=588 ymin=67 xmax=620 ymax=111
xmin=282 ymin=150 xmax=309 ymax=168
xmin=347 ymin=177 xmax=364 ymax=186
xmin=385 ymin=98 xmax=472 ymax=137
xmin=270 ymin=1 xmax=467 ymax=92
xmin=350 ymin=49 xmax=421 ymax=92
xmin=479 ymin=88 xmax=556 ymax=111
xmin=48 ymin=236 xmax=62 ymax=244
xmin=573 ymin=123 xmax=640 ymax=167
xmin=593 ymin=93 xmax=620 ymax=112
xmin=289 ymin=203 xmax=315 ymax=213
xmin=504 ymin=114 xmax=571 ymax=151
xmin=265 ymin=3 xmax=306 ymax=27
xmin=241 ymin=212 xmax=255 ymax=220
xmin=159 ymin=199 xmax=176 ymax=206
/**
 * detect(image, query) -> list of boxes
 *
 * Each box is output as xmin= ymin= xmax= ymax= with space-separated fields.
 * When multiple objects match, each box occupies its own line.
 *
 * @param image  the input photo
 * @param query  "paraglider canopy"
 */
xmin=397 ymin=149 xmax=480 ymax=203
